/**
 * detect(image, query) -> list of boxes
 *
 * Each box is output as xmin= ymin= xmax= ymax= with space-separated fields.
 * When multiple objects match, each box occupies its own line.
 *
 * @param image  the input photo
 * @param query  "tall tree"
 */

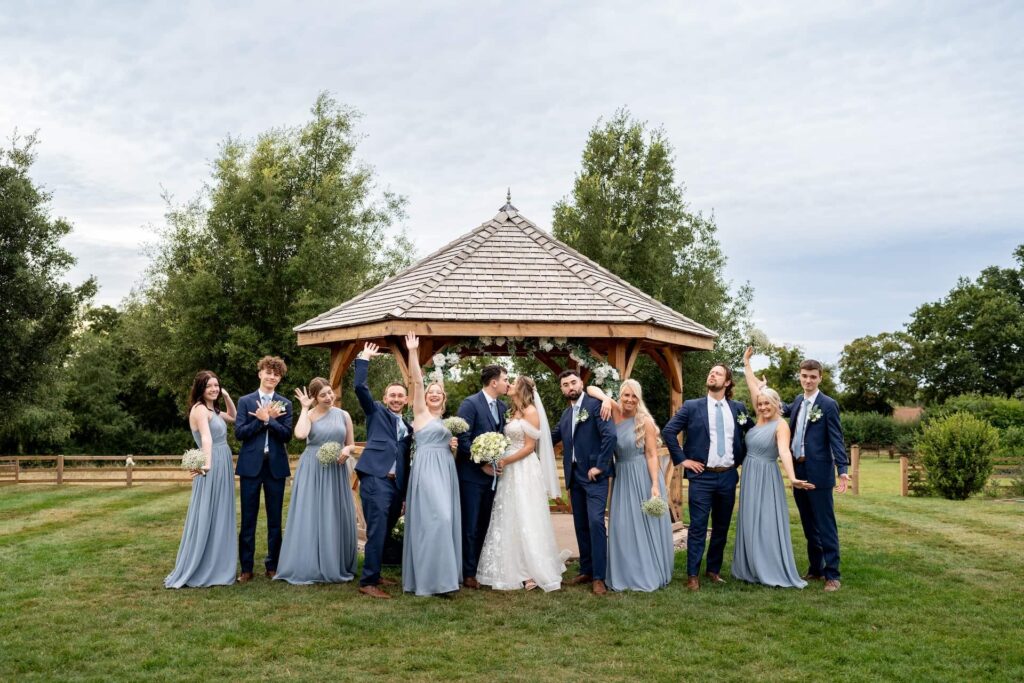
xmin=552 ymin=108 xmax=752 ymax=415
xmin=837 ymin=332 xmax=918 ymax=413
xmin=125 ymin=93 xmax=413 ymax=403
xmin=0 ymin=132 xmax=96 ymax=452
xmin=906 ymin=245 xmax=1024 ymax=402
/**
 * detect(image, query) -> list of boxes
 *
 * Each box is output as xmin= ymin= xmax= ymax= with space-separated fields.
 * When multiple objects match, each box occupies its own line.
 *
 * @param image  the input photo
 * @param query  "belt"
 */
xmin=386 ymin=473 xmax=397 ymax=481
xmin=794 ymin=457 xmax=807 ymax=464
xmin=705 ymin=465 xmax=735 ymax=473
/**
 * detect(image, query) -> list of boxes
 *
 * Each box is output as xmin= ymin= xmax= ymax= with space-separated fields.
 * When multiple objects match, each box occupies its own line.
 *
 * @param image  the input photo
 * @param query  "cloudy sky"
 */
xmin=3 ymin=1 xmax=1021 ymax=368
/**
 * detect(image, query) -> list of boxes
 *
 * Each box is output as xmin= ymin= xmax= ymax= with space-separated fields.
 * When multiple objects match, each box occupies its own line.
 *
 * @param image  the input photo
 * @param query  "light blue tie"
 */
xmin=261 ymin=395 xmax=271 ymax=453
xmin=715 ymin=401 xmax=726 ymax=458
xmin=793 ymin=400 xmax=809 ymax=458
xmin=489 ymin=400 xmax=499 ymax=424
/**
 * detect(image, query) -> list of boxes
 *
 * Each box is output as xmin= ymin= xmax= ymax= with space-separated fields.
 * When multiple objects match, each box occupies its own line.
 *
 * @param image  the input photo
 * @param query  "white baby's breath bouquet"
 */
xmin=471 ymin=432 xmax=510 ymax=491
xmin=443 ymin=417 xmax=470 ymax=435
xmin=747 ymin=327 xmax=773 ymax=355
xmin=316 ymin=441 xmax=342 ymax=467
xmin=391 ymin=515 xmax=405 ymax=541
xmin=181 ymin=448 xmax=206 ymax=472
xmin=641 ymin=496 xmax=668 ymax=517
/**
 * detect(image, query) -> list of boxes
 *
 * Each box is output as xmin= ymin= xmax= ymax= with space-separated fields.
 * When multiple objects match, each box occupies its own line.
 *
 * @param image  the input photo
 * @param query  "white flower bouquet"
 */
xmin=316 ymin=441 xmax=342 ymax=466
xmin=181 ymin=448 xmax=206 ymax=471
xmin=641 ymin=496 xmax=668 ymax=517
xmin=747 ymin=328 xmax=773 ymax=354
xmin=443 ymin=416 xmax=470 ymax=435
xmin=392 ymin=515 xmax=405 ymax=541
xmin=471 ymin=432 xmax=510 ymax=490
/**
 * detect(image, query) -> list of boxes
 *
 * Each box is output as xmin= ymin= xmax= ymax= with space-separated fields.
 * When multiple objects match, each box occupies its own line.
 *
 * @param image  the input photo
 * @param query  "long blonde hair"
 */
xmin=620 ymin=379 xmax=655 ymax=448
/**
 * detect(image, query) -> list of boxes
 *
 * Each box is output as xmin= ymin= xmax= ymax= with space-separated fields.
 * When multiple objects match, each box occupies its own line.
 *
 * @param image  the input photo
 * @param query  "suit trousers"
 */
xmin=459 ymin=478 xmax=496 ymax=580
xmin=792 ymin=481 xmax=840 ymax=580
xmin=686 ymin=468 xmax=738 ymax=576
xmin=358 ymin=473 xmax=404 ymax=586
xmin=238 ymin=458 xmax=286 ymax=573
xmin=569 ymin=464 xmax=609 ymax=580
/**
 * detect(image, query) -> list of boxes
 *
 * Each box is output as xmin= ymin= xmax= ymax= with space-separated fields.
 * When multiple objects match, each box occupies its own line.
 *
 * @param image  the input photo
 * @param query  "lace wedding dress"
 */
xmin=476 ymin=417 xmax=568 ymax=591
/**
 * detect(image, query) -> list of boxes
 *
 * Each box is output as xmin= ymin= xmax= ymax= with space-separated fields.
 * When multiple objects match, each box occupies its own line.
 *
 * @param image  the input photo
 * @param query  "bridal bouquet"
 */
xmin=392 ymin=515 xmax=405 ymax=541
xmin=471 ymin=432 xmax=510 ymax=490
xmin=316 ymin=441 xmax=342 ymax=466
xmin=181 ymin=448 xmax=206 ymax=472
xmin=641 ymin=496 xmax=668 ymax=517
xmin=443 ymin=416 xmax=470 ymax=435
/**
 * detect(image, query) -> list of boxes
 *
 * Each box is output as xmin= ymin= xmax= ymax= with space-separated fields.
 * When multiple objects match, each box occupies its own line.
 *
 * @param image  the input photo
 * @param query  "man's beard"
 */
xmin=564 ymin=389 xmax=582 ymax=401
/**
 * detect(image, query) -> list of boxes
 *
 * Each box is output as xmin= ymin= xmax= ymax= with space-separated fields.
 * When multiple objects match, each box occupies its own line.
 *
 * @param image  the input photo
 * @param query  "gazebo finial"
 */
xmin=499 ymin=187 xmax=517 ymax=212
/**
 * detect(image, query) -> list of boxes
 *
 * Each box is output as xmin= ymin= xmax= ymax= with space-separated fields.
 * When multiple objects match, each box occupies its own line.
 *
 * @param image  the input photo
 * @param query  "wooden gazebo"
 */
xmin=294 ymin=198 xmax=717 ymax=415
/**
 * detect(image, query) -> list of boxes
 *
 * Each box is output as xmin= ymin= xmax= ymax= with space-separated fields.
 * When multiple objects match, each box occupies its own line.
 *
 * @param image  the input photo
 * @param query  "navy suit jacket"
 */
xmin=234 ymin=391 xmax=293 ymax=478
xmin=551 ymin=395 xmax=616 ymax=487
xmin=784 ymin=392 xmax=848 ymax=488
xmin=661 ymin=397 xmax=752 ymax=478
xmin=353 ymin=358 xmax=413 ymax=492
xmin=456 ymin=390 xmax=507 ymax=486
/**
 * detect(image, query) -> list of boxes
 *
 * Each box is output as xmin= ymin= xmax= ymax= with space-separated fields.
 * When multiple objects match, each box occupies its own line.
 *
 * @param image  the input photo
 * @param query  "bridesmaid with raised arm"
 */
xmin=402 ymin=332 xmax=462 ymax=597
xmin=274 ymin=377 xmax=358 ymax=585
xmin=732 ymin=347 xmax=814 ymax=588
xmin=589 ymin=380 xmax=674 ymax=591
xmin=165 ymin=371 xmax=238 ymax=589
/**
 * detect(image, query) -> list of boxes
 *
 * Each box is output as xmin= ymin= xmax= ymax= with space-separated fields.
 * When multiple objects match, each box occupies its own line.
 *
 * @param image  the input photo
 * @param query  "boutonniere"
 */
xmin=271 ymin=400 xmax=287 ymax=412
xmin=808 ymin=405 xmax=823 ymax=423
xmin=736 ymin=411 xmax=750 ymax=426
xmin=576 ymin=407 xmax=590 ymax=424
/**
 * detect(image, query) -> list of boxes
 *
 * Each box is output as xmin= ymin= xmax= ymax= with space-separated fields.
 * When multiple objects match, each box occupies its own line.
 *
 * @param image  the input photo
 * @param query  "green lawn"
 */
xmin=1 ymin=459 xmax=1022 ymax=682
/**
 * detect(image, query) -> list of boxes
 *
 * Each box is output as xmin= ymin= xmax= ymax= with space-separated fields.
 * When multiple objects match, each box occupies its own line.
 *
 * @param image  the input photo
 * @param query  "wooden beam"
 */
xmin=623 ymin=339 xmax=641 ymax=380
xmin=533 ymin=352 xmax=565 ymax=376
xmin=384 ymin=336 xmax=412 ymax=387
xmin=608 ymin=341 xmax=627 ymax=378
xmin=329 ymin=342 xmax=360 ymax=407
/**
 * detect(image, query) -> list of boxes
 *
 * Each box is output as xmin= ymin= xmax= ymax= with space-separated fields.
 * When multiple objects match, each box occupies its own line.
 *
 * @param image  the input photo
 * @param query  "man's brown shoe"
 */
xmin=378 ymin=577 xmax=398 ymax=587
xmin=824 ymin=579 xmax=841 ymax=592
xmin=802 ymin=573 xmax=825 ymax=581
xmin=463 ymin=576 xmax=480 ymax=589
xmin=237 ymin=572 xmax=254 ymax=583
xmin=592 ymin=579 xmax=607 ymax=595
xmin=569 ymin=574 xmax=593 ymax=585
xmin=359 ymin=585 xmax=392 ymax=599
xmin=265 ymin=570 xmax=277 ymax=579
xmin=686 ymin=575 xmax=700 ymax=591
xmin=704 ymin=572 xmax=726 ymax=585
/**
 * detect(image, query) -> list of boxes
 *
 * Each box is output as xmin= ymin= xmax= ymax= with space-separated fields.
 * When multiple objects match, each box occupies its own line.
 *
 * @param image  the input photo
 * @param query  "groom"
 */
xmin=662 ymin=363 xmax=752 ymax=591
xmin=234 ymin=355 xmax=293 ymax=582
xmin=551 ymin=369 xmax=616 ymax=595
xmin=783 ymin=359 xmax=849 ymax=592
xmin=455 ymin=364 xmax=509 ymax=589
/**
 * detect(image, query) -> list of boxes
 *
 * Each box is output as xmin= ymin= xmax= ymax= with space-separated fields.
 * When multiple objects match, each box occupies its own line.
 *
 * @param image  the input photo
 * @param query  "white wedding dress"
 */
xmin=476 ymin=418 xmax=569 ymax=592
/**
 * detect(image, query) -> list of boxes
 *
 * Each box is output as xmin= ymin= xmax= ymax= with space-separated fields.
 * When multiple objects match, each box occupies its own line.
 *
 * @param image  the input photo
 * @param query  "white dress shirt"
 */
xmin=706 ymin=395 xmax=734 ymax=468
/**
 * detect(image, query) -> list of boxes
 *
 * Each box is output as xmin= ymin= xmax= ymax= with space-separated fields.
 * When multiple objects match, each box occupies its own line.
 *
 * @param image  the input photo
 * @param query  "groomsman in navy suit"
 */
xmin=455 ymin=364 xmax=509 ymax=589
xmin=354 ymin=342 xmax=413 ymax=599
xmin=662 ymin=363 xmax=753 ymax=591
xmin=783 ymin=359 xmax=849 ymax=592
xmin=234 ymin=356 xmax=293 ymax=582
xmin=551 ymin=369 xmax=616 ymax=595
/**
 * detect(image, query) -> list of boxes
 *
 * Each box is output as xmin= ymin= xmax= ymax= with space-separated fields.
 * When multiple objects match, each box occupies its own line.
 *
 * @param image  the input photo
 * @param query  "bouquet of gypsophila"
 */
xmin=641 ymin=496 xmax=668 ymax=517
xmin=391 ymin=515 xmax=405 ymax=541
xmin=443 ymin=416 xmax=470 ymax=435
xmin=747 ymin=327 xmax=773 ymax=355
xmin=471 ymin=432 xmax=510 ymax=491
xmin=316 ymin=441 xmax=342 ymax=467
xmin=181 ymin=448 xmax=206 ymax=472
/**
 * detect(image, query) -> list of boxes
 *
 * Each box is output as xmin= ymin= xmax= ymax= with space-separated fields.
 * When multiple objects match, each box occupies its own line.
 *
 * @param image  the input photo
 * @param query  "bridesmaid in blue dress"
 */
xmin=275 ymin=377 xmax=358 ymax=584
xmin=589 ymin=380 xmax=674 ymax=591
xmin=732 ymin=346 xmax=815 ymax=588
xmin=402 ymin=332 xmax=462 ymax=596
xmin=165 ymin=371 xmax=238 ymax=588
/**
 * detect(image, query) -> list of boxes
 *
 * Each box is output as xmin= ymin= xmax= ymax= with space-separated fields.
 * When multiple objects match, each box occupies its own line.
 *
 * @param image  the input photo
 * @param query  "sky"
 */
xmin=3 ymin=0 xmax=1022 ymax=370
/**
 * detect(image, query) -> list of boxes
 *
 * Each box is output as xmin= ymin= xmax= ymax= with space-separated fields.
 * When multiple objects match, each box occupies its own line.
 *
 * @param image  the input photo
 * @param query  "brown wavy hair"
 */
xmin=508 ymin=376 xmax=536 ymax=416
xmin=189 ymin=370 xmax=221 ymax=414
xmin=257 ymin=355 xmax=288 ymax=376
xmin=308 ymin=377 xmax=333 ymax=403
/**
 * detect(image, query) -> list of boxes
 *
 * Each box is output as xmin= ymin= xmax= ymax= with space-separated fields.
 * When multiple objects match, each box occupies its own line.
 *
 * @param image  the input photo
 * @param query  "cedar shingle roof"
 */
xmin=294 ymin=207 xmax=717 ymax=339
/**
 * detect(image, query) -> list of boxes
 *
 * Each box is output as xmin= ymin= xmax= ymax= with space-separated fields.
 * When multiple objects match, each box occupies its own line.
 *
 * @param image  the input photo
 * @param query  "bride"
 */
xmin=477 ymin=376 xmax=568 ymax=591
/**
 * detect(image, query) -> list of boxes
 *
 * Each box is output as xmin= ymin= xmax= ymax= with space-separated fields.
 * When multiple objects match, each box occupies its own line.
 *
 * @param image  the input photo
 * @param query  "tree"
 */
xmin=837 ymin=332 xmax=918 ymax=413
xmin=552 ymin=108 xmax=753 ymax=417
xmin=907 ymin=245 xmax=1024 ymax=402
xmin=0 ymin=132 xmax=96 ymax=452
xmin=125 ymin=93 xmax=413 ymax=405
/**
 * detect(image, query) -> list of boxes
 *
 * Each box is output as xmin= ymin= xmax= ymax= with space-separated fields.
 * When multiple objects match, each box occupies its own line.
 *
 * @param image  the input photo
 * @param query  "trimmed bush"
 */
xmin=925 ymin=394 xmax=1024 ymax=430
xmin=842 ymin=411 xmax=920 ymax=451
xmin=917 ymin=413 xmax=999 ymax=500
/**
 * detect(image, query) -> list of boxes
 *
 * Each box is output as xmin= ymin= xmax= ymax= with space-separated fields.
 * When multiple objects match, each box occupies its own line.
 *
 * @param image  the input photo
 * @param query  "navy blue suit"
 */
xmin=353 ymin=357 xmax=413 ymax=586
xmin=784 ymin=392 xmax=848 ymax=580
xmin=551 ymin=394 xmax=616 ymax=581
xmin=662 ymin=396 xmax=752 ymax=577
xmin=455 ymin=390 xmax=506 ymax=580
xmin=234 ymin=390 xmax=293 ymax=573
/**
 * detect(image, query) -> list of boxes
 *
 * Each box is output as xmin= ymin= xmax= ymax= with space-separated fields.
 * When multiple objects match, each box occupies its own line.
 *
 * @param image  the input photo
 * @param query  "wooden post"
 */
xmin=899 ymin=456 xmax=909 ymax=497
xmin=329 ymin=342 xmax=358 ymax=407
xmin=57 ymin=454 xmax=64 ymax=485
xmin=850 ymin=445 xmax=860 ymax=495
xmin=14 ymin=457 xmax=19 ymax=483
xmin=126 ymin=457 xmax=133 ymax=488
